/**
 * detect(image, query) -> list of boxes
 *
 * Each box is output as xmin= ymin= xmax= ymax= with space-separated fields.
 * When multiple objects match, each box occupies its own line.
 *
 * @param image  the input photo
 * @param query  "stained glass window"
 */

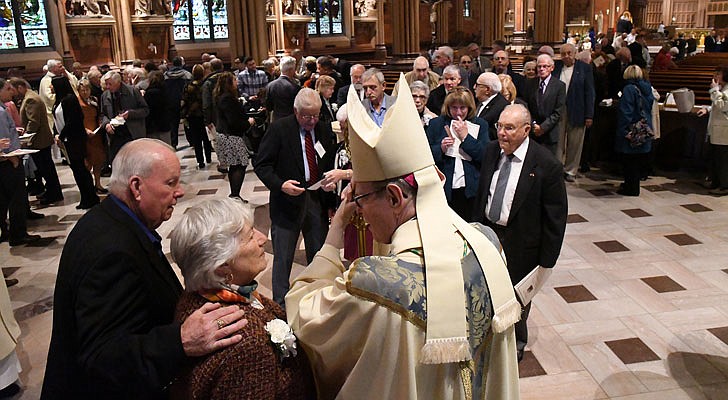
xmin=0 ymin=0 xmax=51 ymax=51
xmin=173 ymin=0 xmax=228 ymax=42
xmin=308 ymin=0 xmax=343 ymax=37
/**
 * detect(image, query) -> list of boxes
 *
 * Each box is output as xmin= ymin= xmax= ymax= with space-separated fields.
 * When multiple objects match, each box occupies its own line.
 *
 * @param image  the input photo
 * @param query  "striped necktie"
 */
xmin=304 ymin=130 xmax=319 ymax=185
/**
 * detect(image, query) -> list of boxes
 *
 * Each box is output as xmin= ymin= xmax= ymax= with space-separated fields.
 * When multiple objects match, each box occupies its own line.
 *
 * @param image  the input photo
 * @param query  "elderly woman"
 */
xmin=170 ymin=198 xmax=314 ymax=399
xmin=77 ymin=79 xmax=107 ymax=194
xmin=697 ymin=65 xmax=728 ymax=196
xmin=410 ymin=81 xmax=437 ymax=128
xmin=616 ymin=65 xmax=654 ymax=196
xmin=522 ymin=61 xmax=537 ymax=79
xmin=426 ymin=87 xmax=489 ymax=219
xmin=315 ymin=74 xmax=337 ymax=126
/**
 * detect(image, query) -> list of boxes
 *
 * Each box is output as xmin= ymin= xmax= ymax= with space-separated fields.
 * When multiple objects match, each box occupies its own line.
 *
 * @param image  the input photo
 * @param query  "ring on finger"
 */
xmin=215 ymin=319 xmax=226 ymax=330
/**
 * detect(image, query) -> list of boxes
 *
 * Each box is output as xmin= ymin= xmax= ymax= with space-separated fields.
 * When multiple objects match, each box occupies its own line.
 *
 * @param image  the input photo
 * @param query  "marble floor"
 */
xmin=3 ymin=135 xmax=728 ymax=399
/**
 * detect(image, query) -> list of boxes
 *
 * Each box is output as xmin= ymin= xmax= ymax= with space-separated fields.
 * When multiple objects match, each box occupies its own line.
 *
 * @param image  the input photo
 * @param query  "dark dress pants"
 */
xmin=108 ymin=127 xmax=132 ymax=165
xmin=621 ymin=152 xmax=647 ymax=195
xmin=0 ymin=160 xmax=28 ymax=240
xmin=710 ymin=143 xmax=728 ymax=189
xmin=187 ymin=116 xmax=212 ymax=164
xmin=450 ymin=187 xmax=471 ymax=221
xmin=66 ymin=140 xmax=99 ymax=207
xmin=30 ymin=146 xmax=63 ymax=200
xmin=271 ymin=191 xmax=328 ymax=307
xmin=170 ymin=110 xmax=181 ymax=149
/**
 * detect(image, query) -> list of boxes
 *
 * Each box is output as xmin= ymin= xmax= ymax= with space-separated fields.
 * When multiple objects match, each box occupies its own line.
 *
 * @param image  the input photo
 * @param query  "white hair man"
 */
xmin=39 ymin=59 xmax=78 ymax=130
xmin=553 ymin=43 xmax=595 ymax=182
xmin=336 ymin=63 xmax=366 ymax=106
xmin=426 ymin=64 xmax=461 ymax=114
xmin=433 ymin=45 xmax=470 ymax=88
xmin=265 ymin=56 xmax=301 ymax=121
xmin=42 ymin=139 xmax=248 ymax=398
xmin=523 ymin=54 xmax=566 ymax=155
xmin=404 ymin=56 xmax=441 ymax=91
xmin=253 ymin=88 xmax=337 ymax=307
xmin=287 ymin=75 xmax=521 ymax=399
xmin=99 ymin=70 xmax=150 ymax=163
xmin=474 ymin=72 xmax=510 ymax=140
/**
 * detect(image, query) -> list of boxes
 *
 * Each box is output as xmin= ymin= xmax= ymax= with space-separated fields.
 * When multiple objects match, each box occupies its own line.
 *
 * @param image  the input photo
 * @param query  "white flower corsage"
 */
xmin=265 ymin=319 xmax=298 ymax=360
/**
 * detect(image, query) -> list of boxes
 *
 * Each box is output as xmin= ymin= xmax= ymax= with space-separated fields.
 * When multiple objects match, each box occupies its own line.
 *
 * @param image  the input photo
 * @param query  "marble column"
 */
xmin=480 ymin=0 xmax=505 ymax=46
xmin=375 ymin=0 xmax=387 ymax=58
xmin=227 ymin=0 xmax=268 ymax=64
xmin=114 ymin=0 xmax=136 ymax=61
xmin=391 ymin=0 xmax=420 ymax=56
xmin=534 ymin=0 xmax=564 ymax=44
xmin=49 ymin=0 xmax=74 ymax=66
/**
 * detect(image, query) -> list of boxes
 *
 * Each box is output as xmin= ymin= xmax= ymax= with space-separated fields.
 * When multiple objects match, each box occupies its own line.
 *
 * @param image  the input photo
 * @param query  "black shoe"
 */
xmin=217 ymin=166 xmax=229 ymax=173
xmin=564 ymin=173 xmax=576 ymax=183
xmin=0 ymin=382 xmax=20 ymax=398
xmin=198 ymin=163 xmax=206 ymax=169
xmin=701 ymin=181 xmax=718 ymax=190
xmin=76 ymin=200 xmax=99 ymax=210
xmin=4 ymin=279 xmax=18 ymax=288
xmin=27 ymin=210 xmax=45 ymax=220
xmin=9 ymin=234 xmax=41 ymax=246
xmin=616 ymin=188 xmax=639 ymax=196
xmin=95 ymin=186 xmax=109 ymax=194
xmin=39 ymin=196 xmax=63 ymax=205
xmin=709 ymin=188 xmax=728 ymax=196
xmin=27 ymin=185 xmax=45 ymax=196
xmin=517 ymin=348 xmax=524 ymax=363
xmin=100 ymin=166 xmax=112 ymax=177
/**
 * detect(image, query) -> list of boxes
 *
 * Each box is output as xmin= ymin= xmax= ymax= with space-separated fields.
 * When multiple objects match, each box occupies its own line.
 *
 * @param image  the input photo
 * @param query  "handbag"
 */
xmin=624 ymin=86 xmax=655 ymax=148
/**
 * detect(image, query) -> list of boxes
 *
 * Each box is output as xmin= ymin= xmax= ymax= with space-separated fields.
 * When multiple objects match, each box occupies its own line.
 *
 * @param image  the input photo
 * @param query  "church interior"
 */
xmin=1 ymin=0 xmax=728 ymax=398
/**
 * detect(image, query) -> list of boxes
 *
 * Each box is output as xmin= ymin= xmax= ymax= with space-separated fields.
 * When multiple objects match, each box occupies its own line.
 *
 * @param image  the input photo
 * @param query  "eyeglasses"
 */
xmin=495 ymin=122 xmax=529 ymax=134
xmin=352 ymin=187 xmax=386 ymax=207
xmin=412 ymin=94 xmax=427 ymax=100
xmin=298 ymin=114 xmax=319 ymax=121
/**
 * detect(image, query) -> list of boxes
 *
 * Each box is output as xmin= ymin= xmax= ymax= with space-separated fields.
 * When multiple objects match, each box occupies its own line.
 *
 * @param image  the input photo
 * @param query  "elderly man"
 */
xmin=0 ymin=78 xmax=41 ymax=247
xmin=10 ymin=78 xmax=64 ymax=205
xmin=606 ymin=47 xmax=633 ymax=99
xmin=475 ymin=72 xmax=510 ymax=140
xmin=265 ymin=56 xmax=301 ymax=121
xmin=404 ymin=56 xmax=441 ymax=91
xmin=553 ymin=44 xmax=595 ymax=182
xmin=39 ymin=59 xmax=78 ymax=130
xmin=254 ymin=88 xmax=336 ymax=307
xmin=42 ymin=139 xmax=247 ymax=399
xmin=237 ymin=56 xmax=268 ymax=101
xmin=361 ymin=68 xmax=395 ymax=127
xmin=336 ymin=63 xmax=365 ymax=106
xmin=524 ymin=54 xmax=566 ymax=155
xmin=467 ymin=42 xmax=492 ymax=74
xmin=474 ymin=104 xmax=567 ymax=362
xmin=433 ymin=45 xmax=470 ymax=88
xmin=493 ymin=50 xmax=525 ymax=99
xmin=426 ymin=64 xmax=462 ymax=115
xmin=286 ymin=76 xmax=520 ymax=399
xmin=100 ymin=71 xmax=149 ymax=164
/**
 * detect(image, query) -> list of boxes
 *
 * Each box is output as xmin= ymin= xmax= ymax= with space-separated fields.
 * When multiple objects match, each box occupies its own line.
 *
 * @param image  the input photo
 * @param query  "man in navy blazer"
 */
xmin=524 ymin=54 xmax=566 ymax=155
xmin=553 ymin=44 xmax=595 ymax=182
xmin=473 ymin=104 xmax=567 ymax=361
xmin=254 ymin=88 xmax=336 ymax=307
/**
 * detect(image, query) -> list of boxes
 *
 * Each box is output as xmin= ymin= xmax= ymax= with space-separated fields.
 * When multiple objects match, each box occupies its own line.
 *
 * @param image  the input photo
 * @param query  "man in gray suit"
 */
xmin=361 ymin=68 xmax=396 ymax=127
xmin=100 ymin=71 xmax=149 ymax=163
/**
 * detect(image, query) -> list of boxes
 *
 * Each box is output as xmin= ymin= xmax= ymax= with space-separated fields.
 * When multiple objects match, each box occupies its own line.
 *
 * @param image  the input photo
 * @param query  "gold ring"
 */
xmin=215 ymin=319 xmax=225 ymax=330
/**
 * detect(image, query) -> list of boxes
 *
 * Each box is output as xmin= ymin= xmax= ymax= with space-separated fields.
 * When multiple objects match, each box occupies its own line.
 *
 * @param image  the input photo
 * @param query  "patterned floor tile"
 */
xmin=519 ymin=351 xmax=547 ymax=378
xmin=554 ymin=285 xmax=598 ymax=303
xmin=594 ymin=240 xmax=630 ymax=253
xmin=707 ymin=327 xmax=728 ymax=346
xmin=588 ymin=188 xmax=614 ymax=197
xmin=197 ymin=189 xmax=218 ymax=195
xmin=665 ymin=233 xmax=702 ymax=246
xmin=640 ymin=276 xmax=687 ymax=293
xmin=622 ymin=208 xmax=652 ymax=218
xmin=567 ymin=214 xmax=588 ymax=224
xmin=605 ymin=337 xmax=660 ymax=364
xmin=208 ymin=175 xmax=226 ymax=180
xmin=681 ymin=203 xmax=713 ymax=213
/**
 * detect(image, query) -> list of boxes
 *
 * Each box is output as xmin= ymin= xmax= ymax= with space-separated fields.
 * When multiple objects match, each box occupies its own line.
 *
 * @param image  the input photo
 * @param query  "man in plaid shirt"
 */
xmin=237 ymin=56 xmax=269 ymax=101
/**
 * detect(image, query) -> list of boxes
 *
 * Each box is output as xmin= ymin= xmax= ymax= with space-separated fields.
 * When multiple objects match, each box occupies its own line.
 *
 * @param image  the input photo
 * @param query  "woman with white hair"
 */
xmin=170 ymin=198 xmax=315 ymax=399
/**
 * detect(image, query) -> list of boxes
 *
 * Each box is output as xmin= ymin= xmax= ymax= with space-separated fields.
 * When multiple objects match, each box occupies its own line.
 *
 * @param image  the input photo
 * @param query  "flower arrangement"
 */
xmin=265 ymin=319 xmax=298 ymax=360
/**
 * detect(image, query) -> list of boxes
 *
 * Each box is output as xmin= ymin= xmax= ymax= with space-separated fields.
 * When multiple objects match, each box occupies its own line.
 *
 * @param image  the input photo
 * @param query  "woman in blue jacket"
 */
xmin=616 ymin=65 xmax=654 ymax=196
xmin=426 ymin=87 xmax=489 ymax=219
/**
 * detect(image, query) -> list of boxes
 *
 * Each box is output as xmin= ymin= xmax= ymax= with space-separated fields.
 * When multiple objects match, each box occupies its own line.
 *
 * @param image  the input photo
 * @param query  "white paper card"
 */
xmin=314 ymin=141 xmax=326 ymax=158
xmin=514 ymin=266 xmax=553 ymax=305
xmin=444 ymin=120 xmax=479 ymax=161
xmin=307 ymin=178 xmax=324 ymax=191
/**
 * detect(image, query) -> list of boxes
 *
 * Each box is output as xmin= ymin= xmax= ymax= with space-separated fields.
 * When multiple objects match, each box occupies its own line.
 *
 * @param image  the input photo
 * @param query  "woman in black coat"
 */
xmin=52 ymin=75 xmax=100 ymax=209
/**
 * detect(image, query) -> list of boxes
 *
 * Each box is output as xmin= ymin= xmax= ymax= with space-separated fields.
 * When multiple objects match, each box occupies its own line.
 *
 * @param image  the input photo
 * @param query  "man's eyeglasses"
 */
xmin=298 ymin=114 xmax=320 ymax=121
xmin=352 ymin=187 xmax=386 ymax=207
xmin=495 ymin=122 xmax=528 ymax=134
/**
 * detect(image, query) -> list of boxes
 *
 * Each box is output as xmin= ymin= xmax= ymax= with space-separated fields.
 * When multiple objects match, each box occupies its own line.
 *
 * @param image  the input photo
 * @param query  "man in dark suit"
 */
xmin=100 ymin=71 xmax=149 ymax=164
xmin=553 ymin=44 xmax=595 ymax=182
xmin=426 ymin=65 xmax=462 ymax=116
xmin=42 ymin=139 xmax=247 ymax=399
xmin=466 ymin=42 xmax=493 ymax=75
xmin=474 ymin=72 xmax=510 ymax=140
xmin=474 ymin=104 xmax=567 ymax=362
xmin=265 ymin=55 xmax=301 ymax=121
xmin=254 ymin=88 xmax=336 ymax=307
xmin=606 ymin=48 xmax=633 ymax=99
xmin=336 ymin=63 xmax=365 ymax=107
xmin=493 ymin=50 xmax=525 ymax=99
xmin=524 ymin=54 xmax=566 ymax=155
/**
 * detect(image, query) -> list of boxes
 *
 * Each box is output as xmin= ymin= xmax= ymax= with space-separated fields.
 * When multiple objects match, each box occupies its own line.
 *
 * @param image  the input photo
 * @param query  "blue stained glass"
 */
xmin=310 ymin=0 xmax=343 ymax=37
xmin=213 ymin=24 xmax=227 ymax=39
xmin=333 ymin=22 xmax=341 ymax=34
xmin=0 ymin=0 xmax=17 ymax=49
xmin=19 ymin=0 xmax=47 ymax=29
xmin=308 ymin=22 xmax=317 ymax=35
xmin=211 ymin=0 xmax=226 ymax=25
xmin=174 ymin=25 xmax=190 ymax=40
xmin=23 ymin=28 xmax=47 ymax=47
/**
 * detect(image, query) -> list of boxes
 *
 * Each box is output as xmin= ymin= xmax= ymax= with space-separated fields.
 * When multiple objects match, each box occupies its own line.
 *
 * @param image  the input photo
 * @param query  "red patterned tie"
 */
xmin=304 ymin=130 xmax=319 ymax=185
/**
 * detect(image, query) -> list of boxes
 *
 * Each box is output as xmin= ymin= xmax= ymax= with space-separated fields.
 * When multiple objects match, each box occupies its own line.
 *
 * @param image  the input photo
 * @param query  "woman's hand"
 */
xmin=321 ymin=169 xmax=351 ymax=188
xmin=697 ymin=107 xmax=708 ymax=117
xmin=247 ymin=117 xmax=256 ymax=126
xmin=451 ymin=117 xmax=469 ymax=141
xmin=86 ymin=128 xmax=95 ymax=136
xmin=440 ymin=136 xmax=455 ymax=153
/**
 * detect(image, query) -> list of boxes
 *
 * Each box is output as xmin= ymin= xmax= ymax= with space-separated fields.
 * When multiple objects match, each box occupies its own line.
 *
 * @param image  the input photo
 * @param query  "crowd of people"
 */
xmin=1 ymin=16 xmax=727 ymax=398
